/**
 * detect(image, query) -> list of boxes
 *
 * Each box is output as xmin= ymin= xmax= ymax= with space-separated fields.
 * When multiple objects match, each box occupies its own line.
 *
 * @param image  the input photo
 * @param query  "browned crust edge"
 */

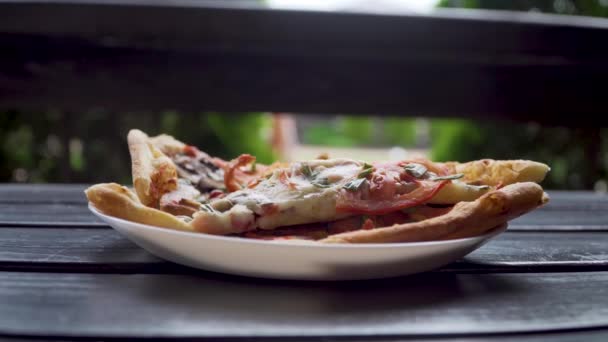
xmin=442 ymin=159 xmax=550 ymax=186
xmin=85 ymin=183 xmax=194 ymax=231
xmin=321 ymin=182 xmax=548 ymax=243
xmin=127 ymin=129 xmax=179 ymax=208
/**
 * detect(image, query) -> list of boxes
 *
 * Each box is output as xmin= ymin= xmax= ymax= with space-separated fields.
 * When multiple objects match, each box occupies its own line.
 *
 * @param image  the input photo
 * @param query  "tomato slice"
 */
xmin=335 ymin=160 xmax=450 ymax=215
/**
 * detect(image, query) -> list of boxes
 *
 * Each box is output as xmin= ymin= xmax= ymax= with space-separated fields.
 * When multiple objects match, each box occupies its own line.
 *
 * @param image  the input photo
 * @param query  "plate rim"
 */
xmin=88 ymin=203 xmax=507 ymax=249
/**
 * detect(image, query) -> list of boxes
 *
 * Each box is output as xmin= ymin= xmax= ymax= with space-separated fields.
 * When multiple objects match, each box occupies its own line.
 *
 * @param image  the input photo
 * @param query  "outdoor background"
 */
xmin=2 ymin=0 xmax=606 ymax=190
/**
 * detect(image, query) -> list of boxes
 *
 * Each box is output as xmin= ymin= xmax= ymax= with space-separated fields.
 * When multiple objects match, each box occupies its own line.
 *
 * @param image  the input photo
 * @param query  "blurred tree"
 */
xmin=432 ymin=0 xmax=608 ymax=189
xmin=438 ymin=0 xmax=608 ymax=16
xmin=0 ymin=111 xmax=275 ymax=183
xmin=303 ymin=116 xmax=417 ymax=148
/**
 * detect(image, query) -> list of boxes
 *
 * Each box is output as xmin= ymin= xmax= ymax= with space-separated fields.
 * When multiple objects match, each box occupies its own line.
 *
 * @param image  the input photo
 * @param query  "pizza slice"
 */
xmin=86 ymin=130 xmax=550 ymax=243
xmin=189 ymin=158 xmax=548 ymax=235
xmin=126 ymin=129 xmax=276 ymax=217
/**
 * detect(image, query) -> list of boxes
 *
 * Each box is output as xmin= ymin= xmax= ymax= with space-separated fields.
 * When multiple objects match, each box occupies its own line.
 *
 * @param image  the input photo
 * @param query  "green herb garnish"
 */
xmin=200 ymin=203 xmax=216 ymax=213
xmin=358 ymin=163 xmax=374 ymax=178
xmin=343 ymin=178 xmax=366 ymax=192
xmin=431 ymin=173 xmax=464 ymax=181
xmin=250 ymin=161 xmax=257 ymax=173
xmin=404 ymin=163 xmax=428 ymax=178
xmin=311 ymin=177 xmax=330 ymax=188
xmin=301 ymin=163 xmax=313 ymax=177
xmin=301 ymin=163 xmax=331 ymax=188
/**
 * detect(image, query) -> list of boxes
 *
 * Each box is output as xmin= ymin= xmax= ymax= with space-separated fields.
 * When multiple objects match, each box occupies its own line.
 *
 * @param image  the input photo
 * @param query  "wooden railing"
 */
xmin=1 ymin=0 xmax=608 ymax=126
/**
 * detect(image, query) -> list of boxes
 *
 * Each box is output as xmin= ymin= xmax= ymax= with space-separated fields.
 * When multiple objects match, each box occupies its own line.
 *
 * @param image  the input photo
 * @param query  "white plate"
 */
xmin=89 ymin=204 xmax=506 ymax=281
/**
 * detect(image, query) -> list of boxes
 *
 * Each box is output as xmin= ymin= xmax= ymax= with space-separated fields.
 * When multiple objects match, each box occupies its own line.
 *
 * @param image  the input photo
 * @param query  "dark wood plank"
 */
xmin=0 ymin=227 xmax=162 ymax=268
xmin=457 ymin=231 xmax=608 ymax=270
xmin=0 ymin=228 xmax=606 ymax=273
xmin=3 ymin=332 xmax=608 ymax=342
xmin=0 ymin=271 xmax=607 ymax=338
xmin=1 ymin=2 xmax=608 ymax=123
xmin=0 ymin=203 xmax=103 ymax=227
xmin=0 ymin=184 xmax=88 ymax=204
xmin=509 ymin=209 xmax=608 ymax=229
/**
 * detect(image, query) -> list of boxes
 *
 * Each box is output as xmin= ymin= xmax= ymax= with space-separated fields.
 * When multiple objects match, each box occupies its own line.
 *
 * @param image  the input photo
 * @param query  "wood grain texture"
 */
xmin=0 ymin=184 xmax=88 ymax=204
xmin=1 ymin=2 xmax=608 ymax=122
xmin=0 ymin=272 xmax=607 ymax=338
xmin=509 ymin=209 xmax=608 ymax=229
xmin=0 ymin=227 xmax=154 ymax=264
xmin=3 ymin=331 xmax=608 ymax=342
xmin=0 ymin=204 xmax=103 ymax=227
xmin=0 ymin=228 xmax=606 ymax=273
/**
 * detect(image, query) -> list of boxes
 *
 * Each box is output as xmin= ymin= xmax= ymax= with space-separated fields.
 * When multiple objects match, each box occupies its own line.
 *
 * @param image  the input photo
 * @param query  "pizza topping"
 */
xmin=404 ymin=163 xmax=428 ymax=178
xmin=431 ymin=173 xmax=464 ymax=181
xmin=361 ymin=218 xmax=375 ymax=230
xmin=236 ymin=205 xmax=453 ymax=241
xmin=336 ymin=160 xmax=451 ymax=215
xmin=358 ymin=163 xmax=374 ymax=178
xmin=172 ymin=148 xmax=225 ymax=192
xmin=200 ymin=203 xmax=217 ymax=213
xmin=183 ymin=145 xmax=198 ymax=157
xmin=343 ymin=178 xmax=366 ymax=192
xmin=224 ymin=154 xmax=257 ymax=192
xmin=300 ymin=163 xmax=313 ymax=178
xmin=194 ymin=158 xmax=464 ymax=233
xmin=176 ymin=215 xmax=193 ymax=223
xmin=278 ymin=169 xmax=298 ymax=190
xmin=158 ymin=179 xmax=201 ymax=216
xmin=299 ymin=162 xmax=337 ymax=188
xmin=208 ymin=189 xmax=225 ymax=199
xmin=223 ymin=154 xmax=275 ymax=192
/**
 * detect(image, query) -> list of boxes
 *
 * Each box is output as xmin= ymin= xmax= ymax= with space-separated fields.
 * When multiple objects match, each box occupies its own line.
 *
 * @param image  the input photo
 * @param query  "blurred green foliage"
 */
xmin=0 ymin=111 xmax=275 ymax=184
xmin=3 ymin=0 xmax=607 ymax=189
xmin=303 ymin=116 xmax=416 ymax=148
xmin=438 ymin=0 xmax=608 ymax=17
xmin=429 ymin=119 xmax=603 ymax=189
xmin=428 ymin=0 xmax=608 ymax=190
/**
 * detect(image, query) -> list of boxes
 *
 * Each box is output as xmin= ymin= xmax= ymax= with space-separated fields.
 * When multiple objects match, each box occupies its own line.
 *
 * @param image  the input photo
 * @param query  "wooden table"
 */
xmin=0 ymin=184 xmax=607 ymax=341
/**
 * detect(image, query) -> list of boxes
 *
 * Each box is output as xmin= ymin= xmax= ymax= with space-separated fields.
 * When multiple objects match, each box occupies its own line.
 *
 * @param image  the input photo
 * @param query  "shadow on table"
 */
xmin=133 ymin=270 xmax=527 ymax=320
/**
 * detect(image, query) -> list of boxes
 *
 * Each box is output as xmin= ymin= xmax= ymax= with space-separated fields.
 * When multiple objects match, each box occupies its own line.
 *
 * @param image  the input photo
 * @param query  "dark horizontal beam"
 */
xmin=1 ymin=1 xmax=608 ymax=124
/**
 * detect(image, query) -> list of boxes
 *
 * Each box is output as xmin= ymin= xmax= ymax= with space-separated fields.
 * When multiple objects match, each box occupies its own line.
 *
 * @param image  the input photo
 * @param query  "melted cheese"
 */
xmin=192 ymin=159 xmax=362 ymax=233
xmin=191 ymin=158 xmax=543 ymax=235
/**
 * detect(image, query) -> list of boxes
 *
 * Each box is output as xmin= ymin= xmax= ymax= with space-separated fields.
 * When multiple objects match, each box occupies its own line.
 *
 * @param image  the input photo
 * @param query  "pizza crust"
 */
xmin=442 ymin=159 xmax=550 ymax=186
xmin=321 ymin=182 xmax=548 ymax=243
xmin=428 ymin=160 xmax=549 ymax=205
xmin=108 ymin=130 xmax=552 ymax=243
xmin=148 ymin=133 xmax=186 ymax=156
xmin=128 ymin=129 xmax=179 ymax=208
xmin=85 ymin=183 xmax=194 ymax=231
xmin=85 ymin=182 xmax=547 ymax=244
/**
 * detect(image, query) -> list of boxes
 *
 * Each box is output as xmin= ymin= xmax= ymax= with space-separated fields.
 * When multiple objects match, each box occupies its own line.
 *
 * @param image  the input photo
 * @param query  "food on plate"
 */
xmin=86 ymin=129 xmax=550 ymax=243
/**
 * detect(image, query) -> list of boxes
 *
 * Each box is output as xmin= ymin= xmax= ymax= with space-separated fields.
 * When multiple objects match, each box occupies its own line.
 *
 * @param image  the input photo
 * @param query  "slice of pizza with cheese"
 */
xmin=190 ymin=158 xmax=548 ymax=235
xmin=126 ymin=129 xmax=279 ymax=217
xmin=85 ymin=130 xmax=550 ymax=243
